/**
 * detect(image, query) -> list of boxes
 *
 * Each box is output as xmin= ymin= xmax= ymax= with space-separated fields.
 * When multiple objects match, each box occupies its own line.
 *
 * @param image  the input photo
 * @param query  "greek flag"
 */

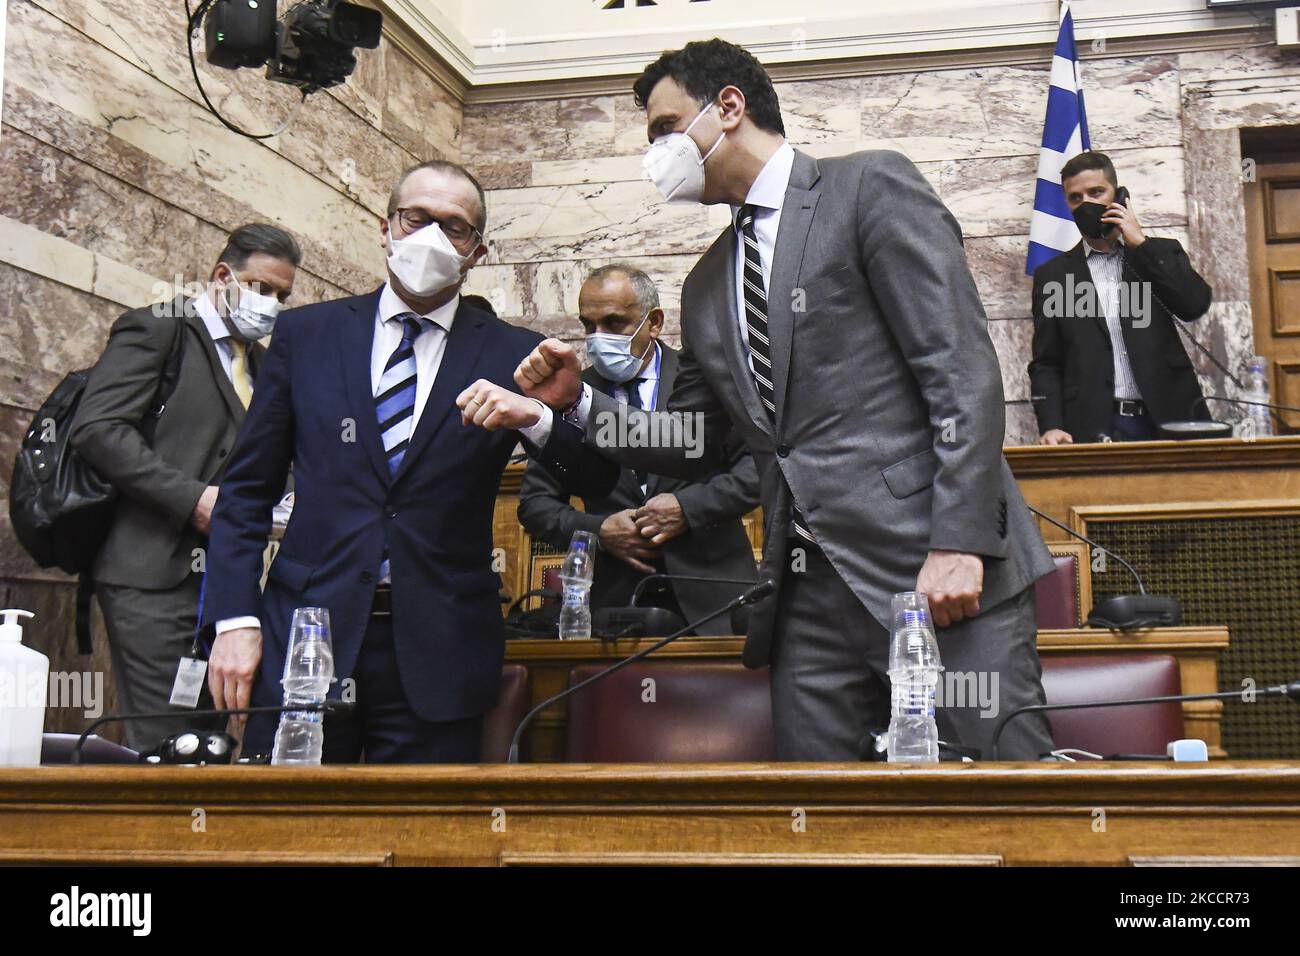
xmin=1026 ymin=1 xmax=1090 ymax=276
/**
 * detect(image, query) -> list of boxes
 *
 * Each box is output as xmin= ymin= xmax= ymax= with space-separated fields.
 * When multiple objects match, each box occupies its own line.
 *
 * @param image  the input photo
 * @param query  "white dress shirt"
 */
xmin=620 ymin=341 xmax=661 ymax=410
xmin=1084 ymin=240 xmax=1142 ymax=401
xmin=192 ymin=292 xmax=242 ymax=385
xmin=731 ymin=141 xmax=795 ymax=365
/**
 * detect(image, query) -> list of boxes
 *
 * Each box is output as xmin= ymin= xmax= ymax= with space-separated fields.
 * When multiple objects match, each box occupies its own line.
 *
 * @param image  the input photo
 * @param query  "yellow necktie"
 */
xmin=229 ymin=339 xmax=253 ymax=409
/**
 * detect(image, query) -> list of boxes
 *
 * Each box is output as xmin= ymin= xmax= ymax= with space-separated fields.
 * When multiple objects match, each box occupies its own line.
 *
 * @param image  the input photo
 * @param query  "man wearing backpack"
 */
xmin=69 ymin=223 xmax=300 ymax=752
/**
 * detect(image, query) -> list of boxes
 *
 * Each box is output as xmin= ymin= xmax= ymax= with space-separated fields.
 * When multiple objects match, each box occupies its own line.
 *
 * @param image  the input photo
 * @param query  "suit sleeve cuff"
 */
xmin=517 ymin=400 xmax=553 ymax=446
xmin=216 ymin=616 xmax=261 ymax=635
xmin=566 ymin=384 xmax=593 ymax=430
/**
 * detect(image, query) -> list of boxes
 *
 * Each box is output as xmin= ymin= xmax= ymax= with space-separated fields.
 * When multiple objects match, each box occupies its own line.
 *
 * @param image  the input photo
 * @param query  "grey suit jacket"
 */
xmin=70 ymin=295 xmax=263 ymax=590
xmin=584 ymin=149 xmax=1055 ymax=666
xmin=518 ymin=345 xmax=759 ymax=633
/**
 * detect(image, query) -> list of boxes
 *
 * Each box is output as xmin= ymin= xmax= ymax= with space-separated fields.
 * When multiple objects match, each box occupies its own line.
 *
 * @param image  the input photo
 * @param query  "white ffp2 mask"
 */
xmin=387 ymin=223 xmax=469 ymax=297
xmin=642 ymin=101 xmax=725 ymax=204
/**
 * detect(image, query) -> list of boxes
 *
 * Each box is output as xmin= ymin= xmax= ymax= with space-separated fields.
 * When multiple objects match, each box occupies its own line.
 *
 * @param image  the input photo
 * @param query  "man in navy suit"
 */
xmin=201 ymin=160 xmax=616 ymax=762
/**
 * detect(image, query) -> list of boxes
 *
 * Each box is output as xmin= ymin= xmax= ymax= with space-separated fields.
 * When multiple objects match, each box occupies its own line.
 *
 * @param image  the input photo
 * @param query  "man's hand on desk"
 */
xmin=917 ymin=550 xmax=984 ymax=627
xmin=456 ymin=380 xmax=541 ymax=431
xmin=514 ymin=338 xmax=583 ymax=411
xmin=600 ymin=509 xmax=660 ymax=575
xmin=208 ymin=626 xmax=263 ymax=718
xmin=633 ymin=493 xmax=688 ymax=546
xmin=1037 ymin=429 xmax=1074 ymax=446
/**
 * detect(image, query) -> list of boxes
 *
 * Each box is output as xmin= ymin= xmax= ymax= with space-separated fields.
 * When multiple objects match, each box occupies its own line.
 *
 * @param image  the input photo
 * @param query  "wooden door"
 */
xmin=1243 ymin=141 xmax=1300 ymax=431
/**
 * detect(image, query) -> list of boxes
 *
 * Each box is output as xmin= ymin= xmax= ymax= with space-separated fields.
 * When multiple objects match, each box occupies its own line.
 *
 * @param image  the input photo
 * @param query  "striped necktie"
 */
xmin=375 ymin=313 xmax=430 ymax=478
xmin=738 ymin=204 xmax=815 ymax=545
xmin=375 ymin=313 xmax=430 ymax=583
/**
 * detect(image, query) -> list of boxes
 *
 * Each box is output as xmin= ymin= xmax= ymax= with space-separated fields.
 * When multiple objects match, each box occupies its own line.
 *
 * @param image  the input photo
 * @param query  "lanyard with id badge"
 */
xmin=169 ymin=577 xmax=210 ymax=708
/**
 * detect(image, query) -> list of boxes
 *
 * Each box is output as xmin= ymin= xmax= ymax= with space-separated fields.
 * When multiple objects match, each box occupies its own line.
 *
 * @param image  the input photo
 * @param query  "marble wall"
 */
xmin=0 ymin=0 xmax=461 ymax=730
xmin=460 ymin=40 xmax=1300 ymax=446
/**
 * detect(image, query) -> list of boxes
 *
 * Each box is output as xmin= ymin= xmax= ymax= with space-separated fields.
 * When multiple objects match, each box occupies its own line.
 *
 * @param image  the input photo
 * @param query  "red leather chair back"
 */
xmin=557 ymin=654 xmax=1184 ymax=762
xmin=541 ymin=567 xmax=563 ymax=606
xmin=1034 ymin=553 xmax=1081 ymax=629
xmin=565 ymin=662 xmax=776 ymax=762
xmin=1040 ymin=653 xmax=1184 ymax=757
xmin=480 ymin=663 xmax=531 ymax=762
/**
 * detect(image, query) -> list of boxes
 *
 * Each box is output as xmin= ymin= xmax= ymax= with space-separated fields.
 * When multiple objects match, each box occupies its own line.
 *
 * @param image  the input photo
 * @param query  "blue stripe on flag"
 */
xmin=1027 ymin=2 xmax=1091 ymax=276
xmin=1033 ymin=178 xmax=1074 ymax=221
xmin=1054 ymin=12 xmax=1078 ymax=60
xmin=1027 ymin=240 xmax=1063 ymax=278
xmin=1043 ymin=86 xmax=1084 ymax=152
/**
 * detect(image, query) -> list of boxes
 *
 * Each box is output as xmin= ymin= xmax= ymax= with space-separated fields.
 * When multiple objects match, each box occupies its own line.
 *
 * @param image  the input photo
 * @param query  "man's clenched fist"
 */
xmin=916 ymin=550 xmax=984 ymax=627
xmin=456 ymin=380 xmax=543 ymax=431
xmin=515 ymin=338 xmax=583 ymax=411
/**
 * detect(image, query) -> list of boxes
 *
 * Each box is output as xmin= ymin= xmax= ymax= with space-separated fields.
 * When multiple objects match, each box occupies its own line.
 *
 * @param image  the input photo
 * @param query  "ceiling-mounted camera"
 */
xmin=203 ymin=0 xmax=382 ymax=92
xmin=269 ymin=0 xmax=383 ymax=90
xmin=188 ymin=0 xmax=382 ymax=139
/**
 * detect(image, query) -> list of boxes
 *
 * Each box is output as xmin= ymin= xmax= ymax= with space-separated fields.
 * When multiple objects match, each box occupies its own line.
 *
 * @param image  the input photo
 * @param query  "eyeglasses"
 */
xmin=390 ymin=207 xmax=481 ymax=246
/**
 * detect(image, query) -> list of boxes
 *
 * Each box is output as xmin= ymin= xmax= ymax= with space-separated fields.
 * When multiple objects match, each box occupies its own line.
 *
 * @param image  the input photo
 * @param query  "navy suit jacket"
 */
xmin=201 ymin=289 xmax=617 ymax=722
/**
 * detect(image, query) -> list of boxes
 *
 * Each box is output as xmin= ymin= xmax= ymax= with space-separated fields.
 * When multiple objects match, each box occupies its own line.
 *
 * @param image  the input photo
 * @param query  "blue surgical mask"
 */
xmin=220 ymin=274 xmax=281 ymax=341
xmin=586 ymin=311 xmax=653 ymax=383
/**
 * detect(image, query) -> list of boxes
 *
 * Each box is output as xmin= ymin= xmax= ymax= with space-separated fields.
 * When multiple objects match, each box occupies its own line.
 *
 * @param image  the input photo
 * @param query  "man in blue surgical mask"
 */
xmin=518 ymin=264 xmax=759 ymax=631
xmin=70 ymin=223 xmax=300 ymax=752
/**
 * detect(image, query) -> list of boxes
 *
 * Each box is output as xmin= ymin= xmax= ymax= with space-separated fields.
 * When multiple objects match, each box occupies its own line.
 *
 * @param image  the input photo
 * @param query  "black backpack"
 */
xmin=9 ymin=314 xmax=185 ymax=647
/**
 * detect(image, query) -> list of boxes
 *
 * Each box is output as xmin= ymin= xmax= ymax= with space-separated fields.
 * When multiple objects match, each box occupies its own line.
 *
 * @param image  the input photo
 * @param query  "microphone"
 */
xmin=1028 ymin=505 xmax=1181 ymax=629
xmin=1204 ymin=395 xmax=1300 ymax=415
xmin=70 ymin=699 xmax=355 ymax=764
xmin=1204 ymin=395 xmax=1300 ymax=435
xmin=506 ymin=578 xmax=775 ymax=763
xmin=1159 ymin=394 xmax=1300 ymax=439
xmin=988 ymin=679 xmax=1300 ymax=760
xmin=629 ymin=572 xmax=760 ymax=635
xmin=629 ymin=573 xmax=759 ymax=607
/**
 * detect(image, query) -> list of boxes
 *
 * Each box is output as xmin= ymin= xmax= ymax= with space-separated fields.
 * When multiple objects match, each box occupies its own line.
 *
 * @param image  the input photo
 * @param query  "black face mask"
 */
xmin=1072 ymin=201 xmax=1111 ymax=239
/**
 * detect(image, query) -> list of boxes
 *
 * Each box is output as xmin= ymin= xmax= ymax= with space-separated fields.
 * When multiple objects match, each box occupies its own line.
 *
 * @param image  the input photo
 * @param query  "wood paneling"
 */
xmin=4 ymin=763 xmax=1298 ymax=866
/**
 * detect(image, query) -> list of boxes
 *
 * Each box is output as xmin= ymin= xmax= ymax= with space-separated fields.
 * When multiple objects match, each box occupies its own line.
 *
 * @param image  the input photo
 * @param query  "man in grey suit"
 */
xmin=472 ymin=39 xmax=1057 ymax=761
xmin=518 ymin=264 xmax=759 ymax=633
xmin=70 ymin=223 xmax=299 ymax=751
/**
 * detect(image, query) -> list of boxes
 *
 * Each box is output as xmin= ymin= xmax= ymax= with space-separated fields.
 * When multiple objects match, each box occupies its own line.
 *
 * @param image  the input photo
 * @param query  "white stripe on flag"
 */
xmin=1049 ymin=54 xmax=1080 ymax=92
xmin=1029 ymin=212 xmax=1082 ymax=252
xmin=1034 ymin=126 xmax=1085 ymax=184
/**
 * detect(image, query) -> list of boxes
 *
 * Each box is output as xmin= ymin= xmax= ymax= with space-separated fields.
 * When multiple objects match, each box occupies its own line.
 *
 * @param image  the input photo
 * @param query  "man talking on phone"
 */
xmin=1029 ymin=150 xmax=1213 ymax=444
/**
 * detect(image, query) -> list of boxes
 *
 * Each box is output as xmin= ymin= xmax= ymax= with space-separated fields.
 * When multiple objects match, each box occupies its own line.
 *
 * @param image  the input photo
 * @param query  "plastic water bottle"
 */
xmin=1241 ymin=355 xmax=1273 ymax=438
xmin=0 ymin=609 xmax=46 ymax=767
xmin=558 ymin=530 xmax=596 ymax=640
xmin=886 ymin=592 xmax=943 ymax=763
xmin=271 ymin=607 xmax=336 ymax=765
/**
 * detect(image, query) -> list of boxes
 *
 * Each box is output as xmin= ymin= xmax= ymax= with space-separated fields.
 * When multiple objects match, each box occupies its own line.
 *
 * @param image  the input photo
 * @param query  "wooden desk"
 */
xmin=506 ymin=627 xmax=1229 ymax=761
xmin=3 ymin=763 xmax=1297 ymax=866
xmin=1006 ymin=435 xmax=1300 ymax=537
xmin=1007 ymin=436 xmax=1300 ymax=759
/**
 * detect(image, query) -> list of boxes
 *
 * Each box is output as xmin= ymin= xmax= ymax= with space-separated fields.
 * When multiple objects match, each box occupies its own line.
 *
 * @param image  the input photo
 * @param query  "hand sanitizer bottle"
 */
xmin=0 ymin=609 xmax=48 ymax=766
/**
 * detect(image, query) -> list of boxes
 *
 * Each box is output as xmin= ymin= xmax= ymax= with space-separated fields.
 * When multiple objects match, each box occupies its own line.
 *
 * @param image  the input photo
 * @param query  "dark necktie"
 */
xmin=738 ymin=204 xmax=815 ymax=545
xmin=625 ymin=377 xmax=648 ymax=488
